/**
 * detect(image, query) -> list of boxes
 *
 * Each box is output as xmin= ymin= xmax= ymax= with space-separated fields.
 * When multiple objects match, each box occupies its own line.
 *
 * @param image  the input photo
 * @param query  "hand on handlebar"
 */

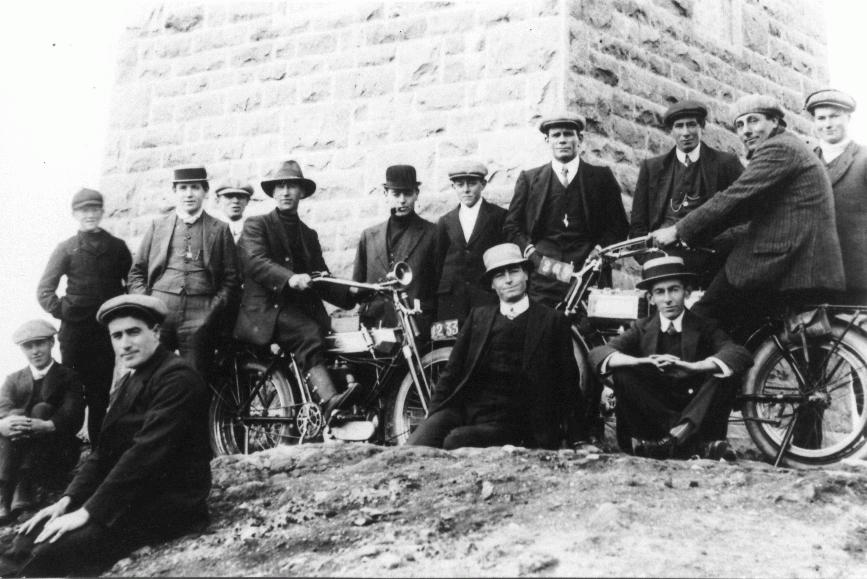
xmin=349 ymin=286 xmax=376 ymax=302
xmin=288 ymin=273 xmax=312 ymax=291
xmin=650 ymin=225 xmax=679 ymax=247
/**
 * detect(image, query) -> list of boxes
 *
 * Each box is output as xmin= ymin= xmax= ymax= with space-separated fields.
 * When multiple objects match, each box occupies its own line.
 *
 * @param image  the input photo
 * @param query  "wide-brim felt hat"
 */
xmin=731 ymin=94 xmax=787 ymax=128
xmin=71 ymin=187 xmax=104 ymax=210
xmin=261 ymin=160 xmax=317 ymax=198
xmin=804 ymin=89 xmax=856 ymax=114
xmin=539 ymin=112 xmax=586 ymax=134
xmin=173 ymin=166 xmax=209 ymax=183
xmin=12 ymin=319 xmax=57 ymax=345
xmin=383 ymin=165 xmax=420 ymax=190
xmin=96 ymin=294 xmax=169 ymax=326
xmin=482 ymin=243 xmax=531 ymax=284
xmin=635 ymin=256 xmax=697 ymax=290
xmin=663 ymin=100 xmax=708 ymax=127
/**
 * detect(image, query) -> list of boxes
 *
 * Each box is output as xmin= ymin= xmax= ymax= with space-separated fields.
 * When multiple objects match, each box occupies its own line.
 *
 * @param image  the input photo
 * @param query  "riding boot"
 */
xmin=0 ymin=482 xmax=11 ymax=523
xmin=307 ymin=365 xmax=350 ymax=421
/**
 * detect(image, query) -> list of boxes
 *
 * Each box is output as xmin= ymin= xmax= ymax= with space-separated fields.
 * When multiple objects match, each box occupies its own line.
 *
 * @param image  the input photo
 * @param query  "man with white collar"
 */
xmin=215 ymin=181 xmax=254 ymax=244
xmin=128 ymin=167 xmax=240 ymax=374
xmin=589 ymin=257 xmax=752 ymax=459
xmin=805 ymin=89 xmax=867 ymax=303
xmin=408 ymin=243 xmax=580 ymax=450
xmin=630 ymin=100 xmax=744 ymax=287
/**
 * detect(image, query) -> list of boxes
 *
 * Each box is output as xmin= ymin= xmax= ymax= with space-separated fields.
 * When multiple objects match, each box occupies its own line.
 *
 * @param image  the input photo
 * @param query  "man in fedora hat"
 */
xmin=128 ymin=166 xmax=240 ymax=375
xmin=589 ymin=257 xmax=752 ymax=459
xmin=234 ymin=161 xmax=354 ymax=417
xmin=652 ymin=94 xmax=845 ymax=333
xmin=353 ymin=164 xmax=437 ymax=329
xmin=504 ymin=112 xmax=628 ymax=307
xmin=805 ymin=89 xmax=867 ymax=304
xmin=0 ymin=321 xmax=83 ymax=524
xmin=434 ymin=160 xmax=507 ymax=324
xmin=215 ymin=181 xmax=254 ymax=244
xmin=2 ymin=295 xmax=211 ymax=576
xmin=37 ymin=188 xmax=131 ymax=443
xmin=630 ymin=100 xmax=744 ymax=287
xmin=408 ymin=243 xmax=581 ymax=450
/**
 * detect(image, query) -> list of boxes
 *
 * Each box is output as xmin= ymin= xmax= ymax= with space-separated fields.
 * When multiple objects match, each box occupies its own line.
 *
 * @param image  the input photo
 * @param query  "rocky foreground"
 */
xmin=101 ymin=443 xmax=867 ymax=577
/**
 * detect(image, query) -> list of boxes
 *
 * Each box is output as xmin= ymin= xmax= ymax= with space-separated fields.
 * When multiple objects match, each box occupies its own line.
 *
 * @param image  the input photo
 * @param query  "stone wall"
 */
xmin=100 ymin=0 xmax=828 ymax=277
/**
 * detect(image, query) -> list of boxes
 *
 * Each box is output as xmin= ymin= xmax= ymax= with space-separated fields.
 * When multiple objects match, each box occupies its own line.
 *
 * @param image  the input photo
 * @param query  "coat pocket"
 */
xmin=752 ymin=240 xmax=790 ymax=255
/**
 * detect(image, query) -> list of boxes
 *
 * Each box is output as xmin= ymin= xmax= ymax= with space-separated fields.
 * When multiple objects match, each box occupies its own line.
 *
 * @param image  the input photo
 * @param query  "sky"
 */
xmin=0 ymin=0 xmax=864 ymax=370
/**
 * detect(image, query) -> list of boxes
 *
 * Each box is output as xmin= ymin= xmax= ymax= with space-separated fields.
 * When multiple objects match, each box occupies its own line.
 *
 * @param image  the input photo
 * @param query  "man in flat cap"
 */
xmin=234 ymin=161 xmax=354 ymax=418
xmin=589 ymin=257 xmax=752 ymax=459
xmin=652 ymin=95 xmax=844 ymax=333
xmin=504 ymin=112 xmax=628 ymax=307
xmin=434 ymin=161 xmax=507 ymax=324
xmin=630 ymin=101 xmax=744 ymax=287
xmin=408 ymin=243 xmax=580 ymax=450
xmin=806 ymin=89 xmax=867 ymax=304
xmin=0 ymin=321 xmax=83 ymax=523
xmin=216 ymin=181 xmax=254 ymax=244
xmin=353 ymin=165 xmax=437 ymax=329
xmin=1 ymin=295 xmax=211 ymax=577
xmin=128 ymin=167 xmax=240 ymax=375
xmin=37 ymin=188 xmax=131 ymax=443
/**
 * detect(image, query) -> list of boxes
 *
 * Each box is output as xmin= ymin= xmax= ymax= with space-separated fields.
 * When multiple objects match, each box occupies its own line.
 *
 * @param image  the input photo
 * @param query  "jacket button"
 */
xmin=274 ymin=304 xmax=278 ymax=309
xmin=284 ymin=257 xmax=289 ymax=262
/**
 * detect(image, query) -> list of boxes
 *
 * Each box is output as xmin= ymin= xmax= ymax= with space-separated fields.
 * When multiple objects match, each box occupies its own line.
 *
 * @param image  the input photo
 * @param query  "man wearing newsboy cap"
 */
xmin=36 ymin=188 xmax=131 ymax=444
xmin=215 ymin=181 xmax=254 ymax=244
xmin=652 ymin=94 xmax=844 ymax=332
xmin=128 ymin=167 xmax=240 ymax=375
xmin=805 ymin=89 xmax=867 ymax=303
xmin=630 ymin=100 xmax=744 ymax=288
xmin=504 ymin=112 xmax=628 ymax=307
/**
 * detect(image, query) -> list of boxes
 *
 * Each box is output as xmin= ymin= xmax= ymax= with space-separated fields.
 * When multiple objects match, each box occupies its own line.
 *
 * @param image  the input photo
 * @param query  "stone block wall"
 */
xmin=101 ymin=0 xmax=828 ymax=277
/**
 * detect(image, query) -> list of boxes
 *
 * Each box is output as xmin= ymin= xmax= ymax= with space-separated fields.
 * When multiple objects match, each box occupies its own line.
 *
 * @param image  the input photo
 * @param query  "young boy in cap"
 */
xmin=215 ymin=181 xmax=254 ymax=244
xmin=2 ymin=294 xmax=211 ymax=577
xmin=37 ymin=187 xmax=131 ymax=443
xmin=805 ymin=89 xmax=867 ymax=304
xmin=0 ymin=320 xmax=84 ymax=523
xmin=128 ymin=167 xmax=240 ymax=375
xmin=434 ymin=160 xmax=506 ymax=323
xmin=589 ymin=257 xmax=752 ymax=459
xmin=353 ymin=164 xmax=437 ymax=329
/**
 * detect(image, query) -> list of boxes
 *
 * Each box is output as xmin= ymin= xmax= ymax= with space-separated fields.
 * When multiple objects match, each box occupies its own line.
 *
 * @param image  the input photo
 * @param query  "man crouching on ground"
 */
xmin=408 ymin=243 xmax=581 ymax=450
xmin=1 ymin=295 xmax=211 ymax=577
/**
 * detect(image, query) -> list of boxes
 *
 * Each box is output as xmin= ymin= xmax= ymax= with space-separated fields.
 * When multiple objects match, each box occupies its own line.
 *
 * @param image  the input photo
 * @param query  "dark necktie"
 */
xmin=666 ymin=324 xmax=678 ymax=336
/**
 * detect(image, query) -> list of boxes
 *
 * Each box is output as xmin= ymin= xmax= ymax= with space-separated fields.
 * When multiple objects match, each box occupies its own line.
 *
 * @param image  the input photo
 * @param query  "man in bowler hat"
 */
xmin=37 ymin=188 xmax=130 ymax=443
xmin=128 ymin=167 xmax=240 ymax=375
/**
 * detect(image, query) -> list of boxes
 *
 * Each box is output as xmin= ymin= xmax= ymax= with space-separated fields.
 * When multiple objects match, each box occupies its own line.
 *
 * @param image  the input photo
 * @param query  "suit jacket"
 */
xmin=0 ymin=363 xmax=84 ymax=438
xmin=64 ymin=346 xmax=211 ymax=528
xmin=353 ymin=213 xmax=437 ymax=327
xmin=128 ymin=211 xmax=240 ymax=310
xmin=823 ymin=141 xmax=867 ymax=292
xmin=429 ymin=302 xmax=580 ymax=449
xmin=37 ymin=230 xmax=132 ymax=324
xmin=677 ymin=129 xmax=845 ymax=293
xmin=434 ymin=200 xmax=507 ymax=321
xmin=503 ymin=160 xmax=628 ymax=255
xmin=588 ymin=309 xmax=753 ymax=381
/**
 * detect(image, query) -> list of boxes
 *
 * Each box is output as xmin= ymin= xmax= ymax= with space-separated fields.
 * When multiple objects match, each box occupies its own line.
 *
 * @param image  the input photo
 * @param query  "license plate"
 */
xmin=431 ymin=319 xmax=460 ymax=341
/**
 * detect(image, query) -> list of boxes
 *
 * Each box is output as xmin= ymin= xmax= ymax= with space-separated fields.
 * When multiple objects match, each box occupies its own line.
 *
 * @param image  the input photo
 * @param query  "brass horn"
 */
xmin=387 ymin=261 xmax=413 ymax=287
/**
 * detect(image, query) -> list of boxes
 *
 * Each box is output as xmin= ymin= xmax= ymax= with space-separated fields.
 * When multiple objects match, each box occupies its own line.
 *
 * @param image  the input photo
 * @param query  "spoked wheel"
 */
xmin=742 ymin=326 xmax=867 ymax=468
xmin=209 ymin=357 xmax=297 ymax=456
xmin=387 ymin=347 xmax=452 ymax=444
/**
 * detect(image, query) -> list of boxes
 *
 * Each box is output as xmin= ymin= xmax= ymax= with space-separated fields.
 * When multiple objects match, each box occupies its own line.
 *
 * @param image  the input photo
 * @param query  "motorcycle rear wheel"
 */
xmin=387 ymin=346 xmax=452 ymax=444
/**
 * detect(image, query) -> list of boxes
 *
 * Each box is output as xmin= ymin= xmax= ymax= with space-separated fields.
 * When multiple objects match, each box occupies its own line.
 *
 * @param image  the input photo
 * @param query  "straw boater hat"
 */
xmin=260 ymin=160 xmax=316 ymax=198
xmin=804 ymin=89 xmax=856 ymax=114
xmin=482 ymin=243 xmax=531 ymax=284
xmin=635 ymin=256 xmax=697 ymax=290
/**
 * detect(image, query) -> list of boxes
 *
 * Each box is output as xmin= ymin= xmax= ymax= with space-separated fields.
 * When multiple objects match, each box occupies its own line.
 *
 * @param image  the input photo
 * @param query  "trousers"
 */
xmin=151 ymin=291 xmax=214 ymax=376
xmin=408 ymin=406 xmax=525 ymax=450
xmin=58 ymin=319 xmax=113 ymax=444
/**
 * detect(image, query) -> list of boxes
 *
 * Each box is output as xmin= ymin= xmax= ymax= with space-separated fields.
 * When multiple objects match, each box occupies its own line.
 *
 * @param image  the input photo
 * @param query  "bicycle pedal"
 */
xmin=329 ymin=420 xmax=376 ymax=441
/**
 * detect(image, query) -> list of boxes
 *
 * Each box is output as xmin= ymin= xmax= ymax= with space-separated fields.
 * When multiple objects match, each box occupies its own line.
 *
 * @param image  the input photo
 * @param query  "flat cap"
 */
xmin=663 ymin=100 xmax=708 ymax=127
xmin=731 ymin=94 xmax=786 ymax=126
xmin=448 ymin=160 xmax=488 ymax=180
xmin=805 ymin=89 xmax=856 ymax=114
xmin=12 ymin=319 xmax=57 ymax=345
xmin=96 ymin=294 xmax=169 ymax=326
xmin=173 ymin=167 xmax=208 ymax=183
xmin=71 ymin=188 xmax=104 ymax=211
xmin=215 ymin=182 xmax=254 ymax=197
xmin=539 ymin=112 xmax=586 ymax=134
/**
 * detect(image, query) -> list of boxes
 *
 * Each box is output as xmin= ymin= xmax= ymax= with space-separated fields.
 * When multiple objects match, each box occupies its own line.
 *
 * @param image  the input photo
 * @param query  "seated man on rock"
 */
xmin=408 ymin=243 xmax=581 ymax=450
xmin=589 ymin=257 xmax=752 ymax=460
xmin=1 ymin=295 xmax=211 ymax=577
xmin=0 ymin=320 xmax=83 ymax=524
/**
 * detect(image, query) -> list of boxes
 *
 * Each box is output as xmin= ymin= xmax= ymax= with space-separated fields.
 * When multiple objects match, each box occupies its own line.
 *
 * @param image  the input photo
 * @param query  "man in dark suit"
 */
xmin=234 ymin=161 xmax=352 ymax=417
xmin=2 ymin=295 xmax=211 ymax=576
xmin=0 ymin=321 xmax=83 ymax=523
xmin=434 ymin=161 xmax=507 ymax=323
xmin=652 ymin=95 xmax=845 ymax=334
xmin=806 ymin=89 xmax=867 ymax=304
xmin=630 ymin=100 xmax=744 ymax=287
xmin=504 ymin=112 xmax=628 ymax=306
xmin=37 ymin=188 xmax=130 ymax=444
xmin=589 ymin=257 xmax=752 ymax=459
xmin=408 ymin=243 xmax=581 ymax=450
xmin=128 ymin=167 xmax=240 ymax=374
xmin=353 ymin=165 xmax=437 ymax=329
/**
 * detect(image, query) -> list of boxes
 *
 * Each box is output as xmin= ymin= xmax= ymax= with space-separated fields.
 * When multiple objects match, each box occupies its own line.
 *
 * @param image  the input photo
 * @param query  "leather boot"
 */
xmin=0 ymin=482 xmax=12 ymax=523
xmin=307 ymin=365 xmax=351 ymax=422
xmin=10 ymin=471 xmax=36 ymax=515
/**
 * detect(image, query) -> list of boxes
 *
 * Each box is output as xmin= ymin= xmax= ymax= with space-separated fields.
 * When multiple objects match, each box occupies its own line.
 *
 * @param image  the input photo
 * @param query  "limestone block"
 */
xmin=226 ymin=87 xmax=263 ymax=113
xmin=475 ymin=0 xmax=529 ymax=26
xmin=236 ymin=111 xmax=282 ymax=137
xmin=232 ymin=44 xmax=274 ymax=67
xmin=396 ymin=39 xmax=441 ymax=90
xmin=260 ymin=81 xmax=298 ymax=109
xmin=413 ymin=84 xmax=466 ymax=112
xmin=126 ymin=149 xmax=164 ymax=173
xmin=202 ymin=117 xmax=237 ymax=141
xmin=284 ymin=107 xmax=351 ymax=150
xmin=130 ymin=127 xmax=184 ymax=150
xmin=311 ymin=9 xmax=357 ymax=32
xmin=153 ymin=78 xmax=188 ymax=98
xmin=274 ymin=39 xmax=296 ymax=59
xmin=443 ymin=54 xmax=484 ymax=83
xmin=365 ymin=17 xmax=428 ymax=45
xmin=389 ymin=113 xmax=446 ymax=141
xmin=109 ymin=88 xmax=151 ymax=130
xmin=427 ymin=7 xmax=476 ymax=35
xmin=355 ymin=44 xmax=398 ymax=68
xmin=175 ymin=52 xmax=227 ymax=76
xmin=177 ymin=94 xmax=224 ymax=120
xmin=139 ymin=60 xmax=171 ymax=80
xmin=191 ymin=28 xmax=248 ymax=53
xmin=742 ymin=7 xmax=769 ymax=55
xmin=228 ymin=1 xmax=278 ymax=23
xmin=436 ymin=137 xmax=479 ymax=159
xmin=575 ymin=0 xmax=614 ymax=29
xmin=298 ymin=75 xmax=333 ymax=103
xmin=355 ymin=1 xmax=385 ymax=23
xmin=487 ymin=23 xmax=559 ymax=76
xmin=250 ymin=24 xmax=285 ymax=42
xmin=297 ymin=33 xmax=338 ymax=56
xmin=145 ymin=36 xmax=191 ymax=59
xmin=338 ymin=67 xmax=396 ymax=99
xmin=164 ymin=8 xmax=204 ymax=33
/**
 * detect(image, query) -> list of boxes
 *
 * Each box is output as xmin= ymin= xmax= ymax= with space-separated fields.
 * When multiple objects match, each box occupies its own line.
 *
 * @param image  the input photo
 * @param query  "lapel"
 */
xmin=102 ymin=348 xmax=166 ymax=428
xmin=371 ymin=221 xmax=389 ymax=272
xmin=155 ymin=214 xmax=176 ymax=270
xmin=266 ymin=210 xmax=294 ymax=266
xmin=640 ymin=314 xmax=662 ymax=357
xmin=521 ymin=303 xmax=545 ymax=368
xmin=826 ymin=141 xmax=860 ymax=186
xmin=201 ymin=212 xmax=218 ymax=268
xmin=444 ymin=206 xmax=466 ymax=248
xmin=466 ymin=200 xmax=490 ymax=247
xmin=681 ymin=310 xmax=701 ymax=363
xmin=465 ymin=306 xmax=498 ymax=377
xmin=698 ymin=143 xmax=720 ymax=194
xmin=37 ymin=363 xmax=61 ymax=404
xmin=574 ymin=161 xmax=592 ymax=229
xmin=76 ymin=231 xmax=108 ymax=257
xmin=529 ymin=164 xmax=555 ymax=230
xmin=652 ymin=149 xmax=677 ymax=226
xmin=16 ymin=370 xmax=35 ymax=411
xmin=392 ymin=215 xmax=427 ymax=264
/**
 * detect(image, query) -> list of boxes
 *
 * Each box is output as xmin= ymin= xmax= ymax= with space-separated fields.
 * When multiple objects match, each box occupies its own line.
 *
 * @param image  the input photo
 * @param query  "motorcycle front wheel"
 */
xmin=386 ymin=346 xmax=452 ymax=444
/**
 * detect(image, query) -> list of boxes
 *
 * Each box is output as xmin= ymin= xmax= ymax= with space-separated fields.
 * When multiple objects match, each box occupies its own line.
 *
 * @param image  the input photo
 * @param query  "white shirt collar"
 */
xmin=820 ymin=138 xmax=851 ymax=164
xmin=175 ymin=208 xmax=204 ymax=225
xmin=458 ymin=201 xmax=482 ymax=241
xmin=675 ymin=144 xmax=701 ymax=165
xmin=227 ymin=217 xmax=245 ymax=242
xmin=659 ymin=311 xmax=685 ymax=333
xmin=500 ymin=295 xmax=530 ymax=319
xmin=30 ymin=360 xmax=54 ymax=380
xmin=552 ymin=156 xmax=580 ymax=182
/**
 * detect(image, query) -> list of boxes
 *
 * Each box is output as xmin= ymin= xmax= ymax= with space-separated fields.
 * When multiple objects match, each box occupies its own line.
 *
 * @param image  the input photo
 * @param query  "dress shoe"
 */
xmin=633 ymin=436 xmax=676 ymax=459
xmin=321 ymin=382 xmax=357 ymax=424
xmin=10 ymin=477 xmax=37 ymax=515
xmin=703 ymin=439 xmax=737 ymax=462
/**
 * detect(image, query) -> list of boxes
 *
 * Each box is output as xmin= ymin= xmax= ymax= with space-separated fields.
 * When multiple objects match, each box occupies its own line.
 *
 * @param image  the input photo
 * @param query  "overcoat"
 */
xmin=823 ymin=141 xmax=867 ymax=292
